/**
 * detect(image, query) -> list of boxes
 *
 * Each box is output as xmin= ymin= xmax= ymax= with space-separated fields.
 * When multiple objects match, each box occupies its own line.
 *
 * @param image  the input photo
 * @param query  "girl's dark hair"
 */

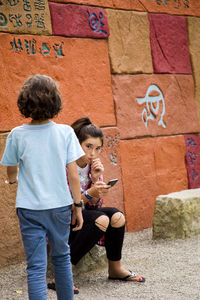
xmin=71 ymin=117 xmax=104 ymax=146
xmin=17 ymin=74 xmax=62 ymax=120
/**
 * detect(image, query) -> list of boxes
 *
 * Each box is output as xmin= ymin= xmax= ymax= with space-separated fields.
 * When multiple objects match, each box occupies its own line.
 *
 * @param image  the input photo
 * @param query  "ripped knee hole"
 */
xmin=110 ymin=212 xmax=125 ymax=228
xmin=95 ymin=215 xmax=109 ymax=232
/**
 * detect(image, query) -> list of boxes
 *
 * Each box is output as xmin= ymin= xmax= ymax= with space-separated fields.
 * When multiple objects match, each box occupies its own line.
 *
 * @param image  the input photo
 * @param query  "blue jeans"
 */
xmin=17 ymin=206 xmax=74 ymax=300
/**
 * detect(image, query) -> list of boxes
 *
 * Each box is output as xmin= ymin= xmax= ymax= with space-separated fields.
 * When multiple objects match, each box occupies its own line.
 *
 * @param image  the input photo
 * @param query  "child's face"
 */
xmin=81 ymin=137 xmax=102 ymax=165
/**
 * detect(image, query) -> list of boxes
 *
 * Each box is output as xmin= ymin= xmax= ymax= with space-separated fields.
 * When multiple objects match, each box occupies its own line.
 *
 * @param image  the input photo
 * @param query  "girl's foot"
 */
xmin=108 ymin=268 xmax=145 ymax=282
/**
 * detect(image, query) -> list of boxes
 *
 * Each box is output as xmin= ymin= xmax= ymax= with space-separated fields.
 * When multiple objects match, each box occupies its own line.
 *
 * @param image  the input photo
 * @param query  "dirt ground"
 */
xmin=0 ymin=228 xmax=199 ymax=300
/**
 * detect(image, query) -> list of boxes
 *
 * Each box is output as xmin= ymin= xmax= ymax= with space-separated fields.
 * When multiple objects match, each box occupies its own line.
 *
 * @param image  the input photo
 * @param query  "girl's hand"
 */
xmin=91 ymin=158 xmax=104 ymax=183
xmin=93 ymin=181 xmax=110 ymax=198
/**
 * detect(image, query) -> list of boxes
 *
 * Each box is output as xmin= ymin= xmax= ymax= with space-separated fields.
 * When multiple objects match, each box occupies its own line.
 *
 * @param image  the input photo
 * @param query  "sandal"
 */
xmin=47 ymin=282 xmax=79 ymax=294
xmin=108 ymin=270 xmax=145 ymax=283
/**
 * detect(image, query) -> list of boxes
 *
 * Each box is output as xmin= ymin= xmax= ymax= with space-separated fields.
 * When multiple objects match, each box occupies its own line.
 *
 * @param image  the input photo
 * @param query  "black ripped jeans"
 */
xmin=69 ymin=207 xmax=125 ymax=265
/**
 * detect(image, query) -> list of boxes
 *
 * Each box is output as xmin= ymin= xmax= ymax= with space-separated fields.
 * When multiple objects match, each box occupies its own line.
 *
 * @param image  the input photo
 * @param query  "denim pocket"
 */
xmin=55 ymin=207 xmax=71 ymax=225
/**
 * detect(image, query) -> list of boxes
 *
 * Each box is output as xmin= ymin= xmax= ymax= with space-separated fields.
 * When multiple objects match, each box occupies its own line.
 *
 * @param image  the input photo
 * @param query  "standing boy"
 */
xmin=1 ymin=74 xmax=84 ymax=300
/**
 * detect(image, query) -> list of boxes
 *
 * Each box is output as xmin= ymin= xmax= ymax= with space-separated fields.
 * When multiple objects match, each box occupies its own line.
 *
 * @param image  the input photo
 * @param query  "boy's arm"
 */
xmin=6 ymin=166 xmax=18 ymax=184
xmin=67 ymin=161 xmax=83 ymax=231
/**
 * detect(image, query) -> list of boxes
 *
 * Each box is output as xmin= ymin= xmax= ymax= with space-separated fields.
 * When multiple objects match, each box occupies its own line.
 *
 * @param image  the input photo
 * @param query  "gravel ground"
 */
xmin=0 ymin=228 xmax=199 ymax=300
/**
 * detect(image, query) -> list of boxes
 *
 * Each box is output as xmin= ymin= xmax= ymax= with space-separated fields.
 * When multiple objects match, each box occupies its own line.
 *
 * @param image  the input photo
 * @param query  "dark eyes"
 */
xmin=86 ymin=144 xmax=92 ymax=149
xmin=86 ymin=144 xmax=101 ymax=151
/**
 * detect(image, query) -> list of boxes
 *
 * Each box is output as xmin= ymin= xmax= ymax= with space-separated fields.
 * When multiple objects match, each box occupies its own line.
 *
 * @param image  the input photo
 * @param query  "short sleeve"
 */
xmin=1 ymin=132 xmax=19 ymax=166
xmin=66 ymin=127 xmax=85 ymax=164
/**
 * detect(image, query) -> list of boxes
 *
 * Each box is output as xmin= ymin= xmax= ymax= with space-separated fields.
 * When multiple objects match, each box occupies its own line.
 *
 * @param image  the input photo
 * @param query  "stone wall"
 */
xmin=0 ymin=134 xmax=25 ymax=266
xmin=0 ymin=0 xmax=200 ymax=266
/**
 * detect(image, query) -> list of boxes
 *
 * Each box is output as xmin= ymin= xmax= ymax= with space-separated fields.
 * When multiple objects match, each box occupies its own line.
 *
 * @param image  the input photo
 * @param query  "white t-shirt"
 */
xmin=1 ymin=121 xmax=85 ymax=210
xmin=77 ymin=164 xmax=91 ymax=193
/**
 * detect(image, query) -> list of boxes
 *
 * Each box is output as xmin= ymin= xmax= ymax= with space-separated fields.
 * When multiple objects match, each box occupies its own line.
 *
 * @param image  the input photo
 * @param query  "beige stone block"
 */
xmin=0 ymin=133 xmax=24 ymax=267
xmin=47 ymin=245 xmax=107 ymax=277
xmin=0 ymin=0 xmax=52 ymax=35
xmin=153 ymin=189 xmax=200 ymax=239
xmin=187 ymin=17 xmax=200 ymax=125
xmin=73 ymin=245 xmax=107 ymax=276
xmin=106 ymin=10 xmax=153 ymax=74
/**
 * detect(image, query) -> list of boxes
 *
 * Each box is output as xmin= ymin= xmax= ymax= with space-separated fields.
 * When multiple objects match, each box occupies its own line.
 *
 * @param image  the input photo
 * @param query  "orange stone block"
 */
xmin=100 ymin=127 xmax=124 ymax=212
xmin=0 ymin=33 xmax=115 ymax=131
xmin=140 ymin=0 xmax=200 ymax=17
xmin=112 ymin=74 xmax=200 ymax=139
xmin=49 ymin=0 xmax=145 ymax=11
xmin=120 ymin=135 xmax=188 ymax=232
xmin=0 ymin=133 xmax=25 ymax=267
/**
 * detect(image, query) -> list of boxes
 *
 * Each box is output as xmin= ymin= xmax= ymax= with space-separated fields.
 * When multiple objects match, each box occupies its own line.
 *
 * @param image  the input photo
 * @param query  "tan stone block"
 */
xmin=0 ymin=0 xmax=52 ymax=35
xmin=0 ymin=33 xmax=115 ymax=131
xmin=47 ymin=244 xmax=107 ymax=277
xmin=49 ymin=0 xmax=145 ymax=10
xmin=106 ymin=10 xmax=153 ymax=74
xmin=112 ymin=74 xmax=200 ymax=139
xmin=120 ymin=135 xmax=188 ymax=232
xmin=153 ymin=188 xmax=200 ymax=239
xmin=101 ymin=127 xmax=124 ymax=213
xmin=73 ymin=245 xmax=107 ymax=276
xmin=188 ymin=17 xmax=200 ymax=125
xmin=140 ymin=0 xmax=200 ymax=17
xmin=0 ymin=133 xmax=24 ymax=267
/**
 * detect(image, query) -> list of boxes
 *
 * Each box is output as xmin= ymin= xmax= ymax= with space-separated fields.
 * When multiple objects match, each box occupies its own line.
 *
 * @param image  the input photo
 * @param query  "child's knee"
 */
xmin=95 ymin=215 xmax=109 ymax=232
xmin=110 ymin=212 xmax=125 ymax=228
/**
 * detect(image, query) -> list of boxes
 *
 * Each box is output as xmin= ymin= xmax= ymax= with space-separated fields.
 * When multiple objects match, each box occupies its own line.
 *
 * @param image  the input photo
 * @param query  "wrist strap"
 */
xmin=84 ymin=190 xmax=93 ymax=200
xmin=5 ymin=180 xmax=17 ymax=184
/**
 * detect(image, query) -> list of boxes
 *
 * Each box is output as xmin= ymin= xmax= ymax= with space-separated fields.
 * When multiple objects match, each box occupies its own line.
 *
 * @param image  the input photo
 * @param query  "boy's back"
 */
xmin=2 ymin=122 xmax=83 ymax=209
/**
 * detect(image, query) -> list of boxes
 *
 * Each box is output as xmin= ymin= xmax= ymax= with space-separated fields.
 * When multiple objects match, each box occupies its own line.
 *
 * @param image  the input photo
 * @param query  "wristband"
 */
xmin=74 ymin=201 xmax=83 ymax=207
xmin=84 ymin=190 xmax=93 ymax=200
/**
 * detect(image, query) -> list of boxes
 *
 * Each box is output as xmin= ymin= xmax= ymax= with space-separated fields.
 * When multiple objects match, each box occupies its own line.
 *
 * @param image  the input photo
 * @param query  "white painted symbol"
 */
xmin=136 ymin=84 xmax=166 ymax=128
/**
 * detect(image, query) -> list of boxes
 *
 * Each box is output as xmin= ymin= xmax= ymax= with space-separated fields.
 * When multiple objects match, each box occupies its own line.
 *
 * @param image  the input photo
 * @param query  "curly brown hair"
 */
xmin=17 ymin=74 xmax=62 ymax=120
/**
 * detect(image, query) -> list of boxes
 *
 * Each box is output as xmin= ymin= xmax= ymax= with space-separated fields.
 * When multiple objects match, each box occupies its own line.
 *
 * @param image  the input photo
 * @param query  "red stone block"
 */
xmin=148 ymin=14 xmax=192 ymax=74
xmin=100 ymin=127 xmax=124 ymax=212
xmin=140 ymin=0 xmax=200 ymax=17
xmin=184 ymin=134 xmax=200 ymax=189
xmin=0 ymin=33 xmax=115 ymax=131
xmin=120 ymin=135 xmax=188 ymax=232
xmin=49 ymin=2 xmax=109 ymax=38
xmin=49 ymin=0 xmax=145 ymax=11
xmin=112 ymin=74 xmax=200 ymax=139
